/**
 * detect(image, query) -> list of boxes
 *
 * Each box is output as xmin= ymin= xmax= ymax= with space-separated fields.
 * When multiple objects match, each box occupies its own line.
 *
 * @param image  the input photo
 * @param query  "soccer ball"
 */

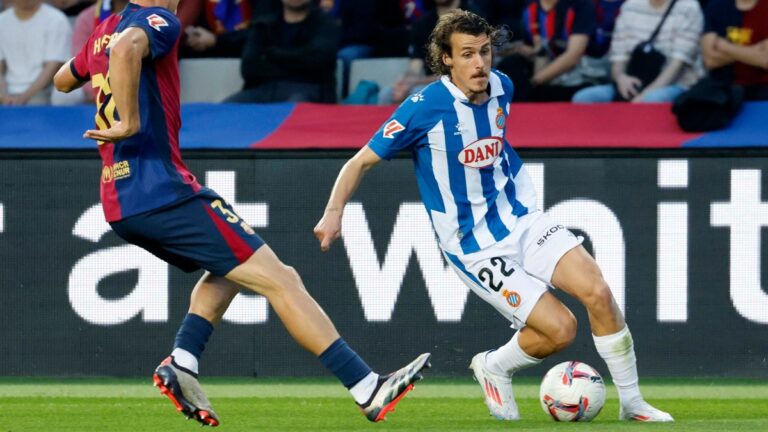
xmin=539 ymin=361 xmax=606 ymax=422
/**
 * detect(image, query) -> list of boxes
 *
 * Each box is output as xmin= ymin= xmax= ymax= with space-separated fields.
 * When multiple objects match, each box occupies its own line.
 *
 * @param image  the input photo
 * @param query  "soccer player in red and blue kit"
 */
xmin=52 ymin=0 xmax=430 ymax=426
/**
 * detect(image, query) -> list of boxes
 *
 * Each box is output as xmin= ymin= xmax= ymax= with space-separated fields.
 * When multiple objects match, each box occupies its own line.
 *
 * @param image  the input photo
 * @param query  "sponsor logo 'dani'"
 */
xmin=458 ymin=137 xmax=502 ymax=168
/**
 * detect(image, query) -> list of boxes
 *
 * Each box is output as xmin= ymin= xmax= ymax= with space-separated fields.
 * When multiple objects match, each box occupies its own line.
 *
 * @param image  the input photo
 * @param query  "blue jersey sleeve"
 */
xmin=367 ymin=97 xmax=425 ymax=160
xmin=124 ymin=8 xmax=180 ymax=59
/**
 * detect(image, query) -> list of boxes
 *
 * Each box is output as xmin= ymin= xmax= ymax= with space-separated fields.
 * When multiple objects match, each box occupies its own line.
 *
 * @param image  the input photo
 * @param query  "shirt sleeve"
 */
xmin=570 ymin=0 xmax=597 ymax=36
xmin=367 ymin=98 xmax=424 ymax=161
xmin=44 ymin=12 xmax=73 ymax=63
xmin=124 ymin=7 xmax=181 ymax=59
xmin=71 ymin=31 xmax=92 ymax=82
xmin=609 ymin=2 xmax=633 ymax=62
xmin=670 ymin=1 xmax=704 ymax=64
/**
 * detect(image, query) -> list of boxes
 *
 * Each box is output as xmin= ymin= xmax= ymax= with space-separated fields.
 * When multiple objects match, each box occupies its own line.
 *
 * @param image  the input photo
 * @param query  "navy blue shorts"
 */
xmin=110 ymin=188 xmax=265 ymax=276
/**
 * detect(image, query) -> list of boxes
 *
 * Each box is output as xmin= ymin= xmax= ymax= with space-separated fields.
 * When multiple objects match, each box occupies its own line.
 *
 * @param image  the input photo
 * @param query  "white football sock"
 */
xmin=349 ymin=372 xmax=380 ymax=405
xmin=593 ymin=325 xmax=642 ymax=405
xmin=171 ymin=348 xmax=199 ymax=375
xmin=486 ymin=330 xmax=542 ymax=376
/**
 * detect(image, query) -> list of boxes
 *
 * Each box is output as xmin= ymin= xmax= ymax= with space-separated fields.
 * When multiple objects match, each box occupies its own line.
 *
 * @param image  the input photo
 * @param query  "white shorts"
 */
xmin=444 ymin=211 xmax=582 ymax=329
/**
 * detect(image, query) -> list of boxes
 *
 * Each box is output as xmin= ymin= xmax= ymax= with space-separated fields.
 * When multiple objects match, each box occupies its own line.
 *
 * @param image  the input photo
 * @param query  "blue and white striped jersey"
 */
xmin=368 ymin=70 xmax=538 ymax=255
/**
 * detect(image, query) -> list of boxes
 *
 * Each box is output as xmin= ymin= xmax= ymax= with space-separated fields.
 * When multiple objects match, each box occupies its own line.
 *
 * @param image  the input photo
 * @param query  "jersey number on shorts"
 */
xmin=92 ymin=73 xmax=117 ymax=140
xmin=211 ymin=199 xmax=240 ymax=223
xmin=477 ymin=257 xmax=515 ymax=292
xmin=211 ymin=199 xmax=256 ymax=235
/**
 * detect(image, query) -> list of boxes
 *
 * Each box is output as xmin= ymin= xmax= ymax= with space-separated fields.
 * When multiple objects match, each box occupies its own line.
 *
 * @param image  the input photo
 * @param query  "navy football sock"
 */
xmin=173 ymin=313 xmax=214 ymax=359
xmin=318 ymin=338 xmax=373 ymax=389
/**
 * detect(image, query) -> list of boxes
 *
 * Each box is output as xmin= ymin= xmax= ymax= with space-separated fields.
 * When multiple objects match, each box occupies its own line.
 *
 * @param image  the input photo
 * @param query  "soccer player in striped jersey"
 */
xmin=52 ymin=0 xmax=430 ymax=426
xmin=315 ymin=9 xmax=672 ymax=423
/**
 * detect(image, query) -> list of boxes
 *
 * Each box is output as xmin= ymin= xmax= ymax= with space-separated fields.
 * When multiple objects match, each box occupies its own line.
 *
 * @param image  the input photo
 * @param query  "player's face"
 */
xmin=443 ymin=33 xmax=492 ymax=100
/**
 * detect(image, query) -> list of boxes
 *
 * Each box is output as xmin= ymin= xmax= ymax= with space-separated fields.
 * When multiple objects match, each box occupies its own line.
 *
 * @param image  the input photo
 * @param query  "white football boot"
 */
xmin=358 ymin=352 xmax=432 ymax=422
xmin=469 ymin=351 xmax=520 ymax=420
xmin=620 ymin=399 xmax=674 ymax=422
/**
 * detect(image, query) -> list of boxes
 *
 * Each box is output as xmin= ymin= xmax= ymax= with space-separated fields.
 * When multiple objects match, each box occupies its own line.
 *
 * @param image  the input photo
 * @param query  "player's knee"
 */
xmin=581 ymin=279 xmax=614 ymax=313
xmin=263 ymin=264 xmax=304 ymax=295
xmin=550 ymin=311 xmax=577 ymax=352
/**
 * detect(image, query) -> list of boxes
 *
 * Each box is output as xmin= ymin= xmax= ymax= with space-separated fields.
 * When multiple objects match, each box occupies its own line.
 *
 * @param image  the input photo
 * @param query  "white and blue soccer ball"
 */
xmin=539 ymin=361 xmax=606 ymax=422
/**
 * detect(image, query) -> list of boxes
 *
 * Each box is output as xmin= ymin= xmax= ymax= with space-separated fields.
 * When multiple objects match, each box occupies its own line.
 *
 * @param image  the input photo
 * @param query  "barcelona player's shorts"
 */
xmin=110 ymin=188 xmax=265 ymax=276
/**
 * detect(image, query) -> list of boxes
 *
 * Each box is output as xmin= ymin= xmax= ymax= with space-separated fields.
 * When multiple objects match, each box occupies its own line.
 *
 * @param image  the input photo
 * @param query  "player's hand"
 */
xmin=84 ymin=121 xmax=139 ymax=143
xmin=314 ymin=210 xmax=343 ymax=252
xmin=185 ymin=26 xmax=216 ymax=51
xmin=615 ymin=74 xmax=642 ymax=100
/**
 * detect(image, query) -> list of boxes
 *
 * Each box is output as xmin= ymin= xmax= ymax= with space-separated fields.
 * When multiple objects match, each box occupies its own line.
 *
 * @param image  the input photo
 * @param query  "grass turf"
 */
xmin=1 ymin=378 xmax=766 ymax=431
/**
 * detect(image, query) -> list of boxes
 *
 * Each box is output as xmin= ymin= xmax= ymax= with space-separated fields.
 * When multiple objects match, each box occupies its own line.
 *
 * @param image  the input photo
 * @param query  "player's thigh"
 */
xmin=550 ymin=245 xmax=608 ymax=302
xmin=224 ymin=244 xmax=303 ymax=297
xmin=446 ymin=252 xmax=547 ymax=329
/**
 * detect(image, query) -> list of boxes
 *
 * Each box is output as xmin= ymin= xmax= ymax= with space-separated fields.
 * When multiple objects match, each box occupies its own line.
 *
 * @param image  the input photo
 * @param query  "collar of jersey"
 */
xmin=440 ymin=72 xmax=504 ymax=103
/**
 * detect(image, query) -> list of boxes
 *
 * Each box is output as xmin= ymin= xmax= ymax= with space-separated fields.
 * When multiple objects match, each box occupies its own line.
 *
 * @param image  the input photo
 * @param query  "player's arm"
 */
xmin=314 ymin=146 xmax=382 ymax=251
xmin=84 ymin=28 xmax=150 ymax=142
xmin=701 ymin=33 xmax=735 ymax=69
xmin=53 ymin=59 xmax=87 ymax=93
xmin=531 ymin=34 xmax=589 ymax=85
xmin=711 ymin=37 xmax=768 ymax=70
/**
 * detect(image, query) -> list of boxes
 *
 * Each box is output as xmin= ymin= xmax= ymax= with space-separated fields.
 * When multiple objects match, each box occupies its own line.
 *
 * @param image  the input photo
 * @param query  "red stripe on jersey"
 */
xmin=203 ymin=204 xmax=254 ymax=264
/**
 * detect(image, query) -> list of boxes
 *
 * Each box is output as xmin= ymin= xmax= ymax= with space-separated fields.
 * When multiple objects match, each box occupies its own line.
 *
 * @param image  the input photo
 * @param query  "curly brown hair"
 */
xmin=426 ymin=9 xmax=504 ymax=76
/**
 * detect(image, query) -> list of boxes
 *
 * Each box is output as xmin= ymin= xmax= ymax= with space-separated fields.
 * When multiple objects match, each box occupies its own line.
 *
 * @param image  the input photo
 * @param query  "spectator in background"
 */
xmin=380 ymin=0 xmax=468 ymax=104
xmin=701 ymin=0 xmax=768 ymax=100
xmin=0 ymin=0 xmax=70 ymax=105
xmin=321 ymin=0 xmax=377 ymax=98
xmin=224 ymin=0 xmax=339 ymax=103
xmin=470 ymin=0 xmax=527 ymax=39
xmin=370 ymin=0 xmax=426 ymax=57
xmin=573 ymin=0 xmax=704 ymax=103
xmin=496 ymin=0 xmax=598 ymax=101
xmin=179 ymin=0 xmax=253 ymax=57
xmin=48 ymin=0 xmax=91 ymax=15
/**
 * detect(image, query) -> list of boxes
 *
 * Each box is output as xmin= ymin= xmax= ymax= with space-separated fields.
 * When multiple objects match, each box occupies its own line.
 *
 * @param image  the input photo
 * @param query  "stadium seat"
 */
xmin=179 ymin=58 xmax=244 ymax=103
xmin=348 ymin=57 xmax=410 ymax=97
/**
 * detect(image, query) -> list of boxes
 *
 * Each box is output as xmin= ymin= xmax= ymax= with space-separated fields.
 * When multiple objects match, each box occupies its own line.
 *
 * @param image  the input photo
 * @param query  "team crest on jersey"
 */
xmin=495 ymin=107 xmax=506 ymax=130
xmin=382 ymin=120 xmax=405 ymax=139
xmin=147 ymin=14 xmax=168 ymax=31
xmin=502 ymin=289 xmax=521 ymax=307
xmin=458 ymin=137 xmax=502 ymax=168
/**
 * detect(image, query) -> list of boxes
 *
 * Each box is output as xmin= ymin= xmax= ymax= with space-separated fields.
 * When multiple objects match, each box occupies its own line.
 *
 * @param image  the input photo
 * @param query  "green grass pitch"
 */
xmin=1 ymin=377 xmax=766 ymax=431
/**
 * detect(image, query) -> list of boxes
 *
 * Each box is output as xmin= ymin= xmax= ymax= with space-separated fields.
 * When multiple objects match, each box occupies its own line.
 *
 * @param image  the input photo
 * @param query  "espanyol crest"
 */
xmin=458 ymin=137 xmax=503 ymax=169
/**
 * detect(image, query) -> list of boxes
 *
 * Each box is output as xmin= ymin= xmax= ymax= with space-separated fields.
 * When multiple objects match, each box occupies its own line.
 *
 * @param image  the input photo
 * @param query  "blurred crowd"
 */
xmin=0 ymin=0 xmax=766 ymax=107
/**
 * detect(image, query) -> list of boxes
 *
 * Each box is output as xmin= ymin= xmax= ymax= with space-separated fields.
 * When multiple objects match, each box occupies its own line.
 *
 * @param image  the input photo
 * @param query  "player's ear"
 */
xmin=442 ymin=52 xmax=453 ymax=68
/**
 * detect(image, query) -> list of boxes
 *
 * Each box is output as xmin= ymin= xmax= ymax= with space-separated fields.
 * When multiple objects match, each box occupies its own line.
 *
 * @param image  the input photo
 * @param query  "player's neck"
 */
xmin=467 ymin=92 xmax=490 ymax=105
xmin=283 ymin=5 xmax=310 ymax=23
xmin=13 ymin=3 xmax=41 ymax=20
xmin=736 ymin=0 xmax=758 ymax=11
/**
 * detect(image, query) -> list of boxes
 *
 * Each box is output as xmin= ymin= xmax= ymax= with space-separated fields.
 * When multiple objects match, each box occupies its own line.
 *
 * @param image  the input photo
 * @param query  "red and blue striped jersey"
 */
xmin=71 ymin=3 xmax=201 ymax=222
